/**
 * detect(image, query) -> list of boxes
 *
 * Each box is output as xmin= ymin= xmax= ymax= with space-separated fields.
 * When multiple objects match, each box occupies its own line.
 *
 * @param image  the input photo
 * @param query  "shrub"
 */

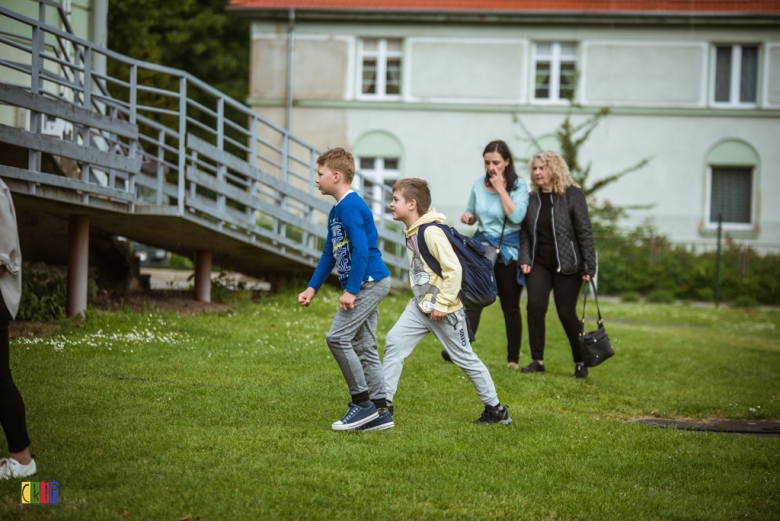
xmin=169 ymin=254 xmax=194 ymax=270
xmin=730 ymin=296 xmax=759 ymax=309
xmin=18 ymin=266 xmax=66 ymax=321
xmin=696 ymin=287 xmax=714 ymax=302
xmin=621 ymin=291 xmax=639 ymax=303
xmin=646 ymin=290 xmax=675 ymax=304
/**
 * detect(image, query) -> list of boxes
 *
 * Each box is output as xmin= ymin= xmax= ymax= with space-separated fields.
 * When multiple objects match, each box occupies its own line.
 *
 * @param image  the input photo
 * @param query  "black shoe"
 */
xmin=472 ymin=404 xmax=512 ymax=425
xmin=441 ymin=350 xmax=452 ymax=362
xmin=521 ymin=360 xmax=545 ymax=373
xmin=574 ymin=363 xmax=589 ymax=379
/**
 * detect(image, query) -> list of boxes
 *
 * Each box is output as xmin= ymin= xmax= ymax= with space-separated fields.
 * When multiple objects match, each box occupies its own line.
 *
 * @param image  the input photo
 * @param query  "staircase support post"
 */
xmin=67 ymin=214 xmax=89 ymax=317
xmin=194 ymin=249 xmax=212 ymax=303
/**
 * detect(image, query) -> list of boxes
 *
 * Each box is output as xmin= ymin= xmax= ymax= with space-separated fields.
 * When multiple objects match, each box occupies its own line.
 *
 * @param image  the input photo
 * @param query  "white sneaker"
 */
xmin=0 ymin=456 xmax=37 ymax=479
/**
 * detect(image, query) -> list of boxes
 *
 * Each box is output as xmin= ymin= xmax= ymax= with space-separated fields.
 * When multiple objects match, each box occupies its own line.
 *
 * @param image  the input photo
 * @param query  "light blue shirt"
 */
xmin=466 ymin=176 xmax=530 ymax=261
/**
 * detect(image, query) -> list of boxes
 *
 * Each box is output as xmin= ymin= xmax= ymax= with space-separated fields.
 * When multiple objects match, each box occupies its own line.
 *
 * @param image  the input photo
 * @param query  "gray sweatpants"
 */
xmin=326 ymin=277 xmax=391 ymax=401
xmin=383 ymin=301 xmax=499 ymax=407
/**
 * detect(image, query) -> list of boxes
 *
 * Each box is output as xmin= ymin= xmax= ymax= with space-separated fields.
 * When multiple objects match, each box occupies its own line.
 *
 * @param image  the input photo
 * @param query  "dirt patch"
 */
xmin=10 ymin=290 xmax=230 ymax=339
xmin=631 ymin=417 xmax=780 ymax=436
xmin=90 ymin=290 xmax=229 ymax=316
xmin=9 ymin=321 xmax=60 ymax=339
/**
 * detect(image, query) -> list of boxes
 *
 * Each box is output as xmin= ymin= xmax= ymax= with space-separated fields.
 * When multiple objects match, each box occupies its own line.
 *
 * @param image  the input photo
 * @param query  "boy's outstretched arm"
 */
xmin=300 ymin=225 xmax=335 ymax=307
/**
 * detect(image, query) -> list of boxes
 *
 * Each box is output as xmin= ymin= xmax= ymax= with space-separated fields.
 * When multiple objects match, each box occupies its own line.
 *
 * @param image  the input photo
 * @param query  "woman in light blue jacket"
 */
xmin=444 ymin=140 xmax=529 ymax=368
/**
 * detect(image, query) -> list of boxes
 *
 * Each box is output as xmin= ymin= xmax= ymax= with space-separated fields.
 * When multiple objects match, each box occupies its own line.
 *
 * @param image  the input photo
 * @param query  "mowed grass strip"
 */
xmin=2 ymin=288 xmax=778 ymax=519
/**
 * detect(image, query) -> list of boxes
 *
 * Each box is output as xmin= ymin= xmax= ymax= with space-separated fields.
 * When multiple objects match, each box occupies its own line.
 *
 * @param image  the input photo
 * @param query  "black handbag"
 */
xmin=578 ymin=279 xmax=614 ymax=368
xmin=483 ymin=216 xmax=507 ymax=266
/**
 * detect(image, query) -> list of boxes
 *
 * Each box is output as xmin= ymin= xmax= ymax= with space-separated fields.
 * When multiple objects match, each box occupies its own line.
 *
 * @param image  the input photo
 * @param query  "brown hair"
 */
xmin=316 ymin=147 xmax=355 ymax=184
xmin=527 ymin=150 xmax=579 ymax=194
xmin=392 ymin=178 xmax=431 ymax=214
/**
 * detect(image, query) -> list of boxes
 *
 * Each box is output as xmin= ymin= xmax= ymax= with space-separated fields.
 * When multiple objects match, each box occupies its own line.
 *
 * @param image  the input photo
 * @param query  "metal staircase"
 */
xmin=0 ymin=0 xmax=407 ymax=314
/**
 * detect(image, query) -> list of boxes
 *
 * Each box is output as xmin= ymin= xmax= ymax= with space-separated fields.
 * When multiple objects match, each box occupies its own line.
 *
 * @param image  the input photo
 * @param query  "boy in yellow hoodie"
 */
xmin=384 ymin=178 xmax=511 ymax=425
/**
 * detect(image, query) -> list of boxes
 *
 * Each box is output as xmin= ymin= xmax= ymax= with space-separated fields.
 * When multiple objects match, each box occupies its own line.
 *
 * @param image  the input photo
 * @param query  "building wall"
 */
xmin=247 ymin=18 xmax=780 ymax=249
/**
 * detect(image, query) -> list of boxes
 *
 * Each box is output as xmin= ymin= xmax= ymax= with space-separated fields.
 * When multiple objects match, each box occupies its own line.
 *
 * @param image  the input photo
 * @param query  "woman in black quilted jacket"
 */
xmin=518 ymin=150 xmax=596 ymax=379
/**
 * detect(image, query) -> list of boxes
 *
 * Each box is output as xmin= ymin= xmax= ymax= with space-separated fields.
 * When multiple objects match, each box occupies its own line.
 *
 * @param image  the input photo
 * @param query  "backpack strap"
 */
xmin=417 ymin=223 xmax=445 ymax=278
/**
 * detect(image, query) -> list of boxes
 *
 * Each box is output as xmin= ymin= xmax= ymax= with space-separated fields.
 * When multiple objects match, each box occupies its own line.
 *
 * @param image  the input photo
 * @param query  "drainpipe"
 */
xmin=286 ymin=8 xmax=295 ymax=131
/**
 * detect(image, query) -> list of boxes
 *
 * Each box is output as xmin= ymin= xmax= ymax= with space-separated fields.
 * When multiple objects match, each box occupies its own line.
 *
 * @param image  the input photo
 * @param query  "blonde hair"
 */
xmin=392 ymin=178 xmax=431 ymax=214
xmin=527 ymin=150 xmax=579 ymax=194
xmin=317 ymin=147 xmax=355 ymax=184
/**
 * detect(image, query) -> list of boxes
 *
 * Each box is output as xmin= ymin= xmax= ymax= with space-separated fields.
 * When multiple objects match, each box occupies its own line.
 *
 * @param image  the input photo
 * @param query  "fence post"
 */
xmin=714 ymin=213 xmax=723 ymax=307
xmin=177 ymin=77 xmax=187 ymax=216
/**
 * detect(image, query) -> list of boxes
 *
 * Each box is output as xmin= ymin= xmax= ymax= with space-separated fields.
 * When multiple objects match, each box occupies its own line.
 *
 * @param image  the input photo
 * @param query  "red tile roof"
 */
xmin=228 ymin=0 xmax=780 ymax=14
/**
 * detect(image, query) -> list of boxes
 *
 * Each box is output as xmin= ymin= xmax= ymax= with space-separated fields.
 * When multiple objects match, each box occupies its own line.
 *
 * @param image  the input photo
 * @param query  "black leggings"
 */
xmin=465 ymin=259 xmax=524 ymax=364
xmin=525 ymin=263 xmax=584 ymax=364
xmin=0 ymin=292 xmax=30 ymax=454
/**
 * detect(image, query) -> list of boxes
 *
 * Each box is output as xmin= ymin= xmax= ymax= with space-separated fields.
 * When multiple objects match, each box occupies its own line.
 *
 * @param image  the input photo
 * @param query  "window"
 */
xmin=357 ymin=157 xmax=400 ymax=216
xmin=533 ymin=42 xmax=577 ymax=102
xmin=359 ymin=38 xmax=403 ymax=98
xmin=708 ymin=167 xmax=753 ymax=226
xmin=713 ymin=45 xmax=759 ymax=106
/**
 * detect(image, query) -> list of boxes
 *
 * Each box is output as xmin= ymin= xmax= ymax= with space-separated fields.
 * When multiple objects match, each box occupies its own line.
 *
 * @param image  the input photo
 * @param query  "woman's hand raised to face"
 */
xmin=487 ymin=170 xmax=507 ymax=193
xmin=461 ymin=212 xmax=476 ymax=225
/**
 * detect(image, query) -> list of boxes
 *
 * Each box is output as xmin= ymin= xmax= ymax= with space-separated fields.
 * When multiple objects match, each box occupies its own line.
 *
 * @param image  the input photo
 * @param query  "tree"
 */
xmin=107 ymin=0 xmax=249 ymax=104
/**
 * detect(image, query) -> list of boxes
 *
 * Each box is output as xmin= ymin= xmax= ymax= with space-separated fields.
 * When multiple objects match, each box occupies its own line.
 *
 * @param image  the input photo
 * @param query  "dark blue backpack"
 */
xmin=418 ymin=223 xmax=498 ymax=310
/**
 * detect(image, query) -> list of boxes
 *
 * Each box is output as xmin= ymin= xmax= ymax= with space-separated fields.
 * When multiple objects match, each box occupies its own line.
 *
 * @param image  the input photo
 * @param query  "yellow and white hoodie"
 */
xmin=404 ymin=210 xmax=463 ymax=315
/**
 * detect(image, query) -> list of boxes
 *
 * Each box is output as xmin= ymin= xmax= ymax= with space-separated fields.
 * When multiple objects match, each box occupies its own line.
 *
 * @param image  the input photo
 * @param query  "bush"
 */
xmin=19 ymin=266 xmax=66 ymax=321
xmin=646 ymin=290 xmax=675 ymax=304
xmin=696 ymin=287 xmax=714 ymax=302
xmin=621 ymin=291 xmax=639 ymax=302
xmin=169 ymin=254 xmax=194 ymax=270
xmin=730 ymin=296 xmax=759 ymax=309
xmin=596 ymin=224 xmax=780 ymax=305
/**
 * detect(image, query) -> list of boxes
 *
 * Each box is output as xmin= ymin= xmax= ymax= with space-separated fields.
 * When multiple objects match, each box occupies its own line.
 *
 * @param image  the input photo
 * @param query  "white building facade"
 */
xmin=230 ymin=1 xmax=780 ymax=251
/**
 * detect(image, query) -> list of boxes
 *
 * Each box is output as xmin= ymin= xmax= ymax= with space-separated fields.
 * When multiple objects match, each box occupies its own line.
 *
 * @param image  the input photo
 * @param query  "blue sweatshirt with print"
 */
xmin=308 ymin=192 xmax=391 ymax=295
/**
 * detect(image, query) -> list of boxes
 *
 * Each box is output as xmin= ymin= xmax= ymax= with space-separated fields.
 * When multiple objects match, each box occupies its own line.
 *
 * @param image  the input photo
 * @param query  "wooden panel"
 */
xmin=0 ymin=84 xmax=139 ymax=139
xmin=0 ymin=124 xmax=142 ymax=173
xmin=0 ymin=165 xmax=135 ymax=202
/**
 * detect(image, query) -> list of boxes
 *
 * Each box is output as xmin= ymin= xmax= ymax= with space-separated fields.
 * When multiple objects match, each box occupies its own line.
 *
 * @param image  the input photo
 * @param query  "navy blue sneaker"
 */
xmin=332 ymin=402 xmax=379 ymax=431
xmin=356 ymin=408 xmax=395 ymax=432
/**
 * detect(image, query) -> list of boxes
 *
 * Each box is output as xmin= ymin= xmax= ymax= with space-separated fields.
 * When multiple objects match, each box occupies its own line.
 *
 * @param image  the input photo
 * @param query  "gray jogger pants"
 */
xmin=326 ymin=277 xmax=391 ymax=400
xmin=383 ymin=301 xmax=499 ymax=406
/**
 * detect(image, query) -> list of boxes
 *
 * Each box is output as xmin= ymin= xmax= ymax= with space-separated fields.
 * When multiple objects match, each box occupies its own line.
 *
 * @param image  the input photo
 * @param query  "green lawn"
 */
xmin=3 ymin=288 xmax=779 ymax=519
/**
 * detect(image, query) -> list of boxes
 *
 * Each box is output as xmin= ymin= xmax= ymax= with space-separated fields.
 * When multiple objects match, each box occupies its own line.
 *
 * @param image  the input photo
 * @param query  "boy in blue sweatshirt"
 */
xmin=298 ymin=148 xmax=393 ymax=432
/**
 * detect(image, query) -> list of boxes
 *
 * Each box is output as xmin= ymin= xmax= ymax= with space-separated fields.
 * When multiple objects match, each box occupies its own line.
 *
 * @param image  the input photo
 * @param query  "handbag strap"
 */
xmin=580 ymin=278 xmax=603 ymax=333
xmin=496 ymin=216 xmax=508 ymax=252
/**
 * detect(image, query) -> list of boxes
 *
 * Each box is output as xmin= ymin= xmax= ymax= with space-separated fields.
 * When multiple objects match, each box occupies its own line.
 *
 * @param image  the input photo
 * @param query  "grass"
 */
xmin=3 ymin=287 xmax=779 ymax=519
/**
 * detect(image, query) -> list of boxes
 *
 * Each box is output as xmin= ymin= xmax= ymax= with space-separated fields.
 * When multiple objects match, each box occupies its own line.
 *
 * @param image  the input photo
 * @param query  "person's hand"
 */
xmin=488 ymin=170 xmax=507 ymax=193
xmin=461 ymin=212 xmax=476 ymax=225
xmin=298 ymin=287 xmax=316 ymax=307
xmin=520 ymin=264 xmax=531 ymax=274
xmin=582 ymin=274 xmax=591 ymax=281
xmin=339 ymin=291 xmax=357 ymax=311
xmin=430 ymin=309 xmax=447 ymax=322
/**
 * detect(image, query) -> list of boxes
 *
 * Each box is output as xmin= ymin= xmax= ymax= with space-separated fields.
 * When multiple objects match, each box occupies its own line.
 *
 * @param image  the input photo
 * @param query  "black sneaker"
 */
xmin=574 ymin=363 xmax=589 ymax=379
xmin=472 ymin=404 xmax=512 ymax=425
xmin=521 ymin=360 xmax=545 ymax=373
xmin=441 ymin=350 xmax=453 ymax=362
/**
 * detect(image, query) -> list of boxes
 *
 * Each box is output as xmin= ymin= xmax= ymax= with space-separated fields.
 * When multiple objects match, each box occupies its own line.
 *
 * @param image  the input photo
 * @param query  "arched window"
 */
xmin=704 ymin=139 xmax=760 ymax=230
xmin=353 ymin=130 xmax=404 ymax=217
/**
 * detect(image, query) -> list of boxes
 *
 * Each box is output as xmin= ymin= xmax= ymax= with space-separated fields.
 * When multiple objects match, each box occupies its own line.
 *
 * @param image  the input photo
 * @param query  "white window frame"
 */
xmin=531 ymin=41 xmax=578 ymax=105
xmin=356 ymin=157 xmax=401 ymax=216
xmin=710 ymin=44 xmax=760 ymax=108
xmin=357 ymin=38 xmax=403 ymax=100
xmin=703 ymin=165 xmax=756 ymax=231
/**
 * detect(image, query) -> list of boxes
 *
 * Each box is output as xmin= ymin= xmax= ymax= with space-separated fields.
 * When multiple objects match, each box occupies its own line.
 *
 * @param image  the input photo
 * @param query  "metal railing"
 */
xmin=0 ymin=0 xmax=407 ymax=281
